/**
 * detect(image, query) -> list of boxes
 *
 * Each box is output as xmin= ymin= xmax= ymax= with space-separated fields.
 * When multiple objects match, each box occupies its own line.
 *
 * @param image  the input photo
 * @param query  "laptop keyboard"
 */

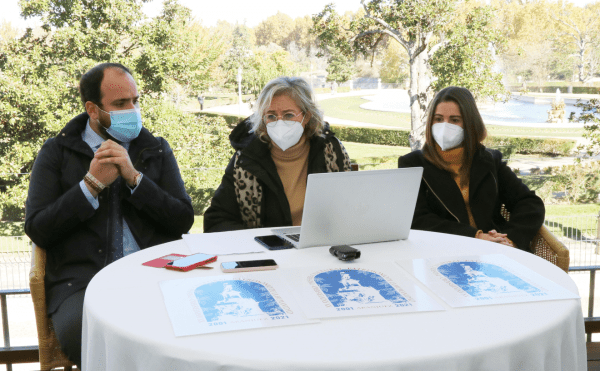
xmin=287 ymin=234 xmax=300 ymax=242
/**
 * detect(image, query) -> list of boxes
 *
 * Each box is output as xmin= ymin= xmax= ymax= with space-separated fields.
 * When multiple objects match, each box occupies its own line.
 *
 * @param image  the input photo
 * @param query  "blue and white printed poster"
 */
xmin=289 ymin=264 xmax=444 ymax=318
xmin=397 ymin=254 xmax=579 ymax=308
xmin=160 ymin=272 xmax=314 ymax=336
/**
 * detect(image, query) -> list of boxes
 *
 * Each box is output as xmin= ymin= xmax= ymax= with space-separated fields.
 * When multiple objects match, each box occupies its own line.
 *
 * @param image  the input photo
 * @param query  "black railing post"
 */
xmin=1 ymin=293 xmax=12 ymax=371
xmin=590 ymin=270 xmax=597 ymax=342
xmin=1 ymin=293 xmax=10 ymax=347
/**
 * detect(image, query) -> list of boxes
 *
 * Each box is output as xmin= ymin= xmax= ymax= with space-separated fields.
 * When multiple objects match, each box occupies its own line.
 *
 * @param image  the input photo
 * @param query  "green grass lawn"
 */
xmin=320 ymin=96 xmax=412 ymax=129
xmin=344 ymin=142 xmax=411 ymax=170
xmin=546 ymin=204 xmax=600 ymax=216
xmin=190 ymin=215 xmax=204 ymax=234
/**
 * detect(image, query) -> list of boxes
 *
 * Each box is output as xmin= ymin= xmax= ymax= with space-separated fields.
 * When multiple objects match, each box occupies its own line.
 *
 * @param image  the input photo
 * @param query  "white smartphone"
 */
xmin=220 ymin=259 xmax=278 ymax=273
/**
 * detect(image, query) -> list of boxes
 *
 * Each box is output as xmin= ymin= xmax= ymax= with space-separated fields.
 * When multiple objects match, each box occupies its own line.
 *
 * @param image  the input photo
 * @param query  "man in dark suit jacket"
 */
xmin=25 ymin=63 xmax=194 ymax=367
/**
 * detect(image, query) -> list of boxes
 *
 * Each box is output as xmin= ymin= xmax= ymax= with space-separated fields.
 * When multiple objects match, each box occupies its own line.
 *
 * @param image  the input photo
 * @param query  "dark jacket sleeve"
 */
xmin=25 ymin=139 xmax=97 ymax=248
xmin=398 ymin=152 xmax=479 ymax=238
xmin=203 ymin=153 xmax=246 ymax=232
xmin=494 ymin=153 xmax=545 ymax=250
xmin=126 ymin=138 xmax=194 ymax=236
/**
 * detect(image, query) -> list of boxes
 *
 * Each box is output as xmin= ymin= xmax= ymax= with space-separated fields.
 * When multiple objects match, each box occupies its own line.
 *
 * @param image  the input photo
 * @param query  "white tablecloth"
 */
xmin=82 ymin=229 xmax=586 ymax=371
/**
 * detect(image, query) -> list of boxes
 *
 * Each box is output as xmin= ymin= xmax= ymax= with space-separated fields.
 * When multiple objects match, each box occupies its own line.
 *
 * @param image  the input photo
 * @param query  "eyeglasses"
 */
xmin=264 ymin=111 xmax=304 ymax=124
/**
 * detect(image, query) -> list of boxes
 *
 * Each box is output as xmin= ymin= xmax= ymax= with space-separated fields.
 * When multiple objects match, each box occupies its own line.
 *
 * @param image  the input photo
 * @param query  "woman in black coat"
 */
xmin=399 ymin=86 xmax=544 ymax=251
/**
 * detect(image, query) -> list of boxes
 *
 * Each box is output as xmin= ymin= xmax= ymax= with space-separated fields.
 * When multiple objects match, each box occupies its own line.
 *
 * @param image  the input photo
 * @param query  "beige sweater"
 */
xmin=271 ymin=135 xmax=310 ymax=226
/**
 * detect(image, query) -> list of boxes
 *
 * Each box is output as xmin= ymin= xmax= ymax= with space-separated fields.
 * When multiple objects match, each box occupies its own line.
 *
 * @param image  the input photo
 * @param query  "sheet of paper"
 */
xmin=287 ymin=263 xmax=444 ymax=319
xmin=182 ymin=230 xmax=265 ymax=255
xmin=160 ymin=271 xmax=315 ymax=336
xmin=397 ymin=254 xmax=579 ymax=308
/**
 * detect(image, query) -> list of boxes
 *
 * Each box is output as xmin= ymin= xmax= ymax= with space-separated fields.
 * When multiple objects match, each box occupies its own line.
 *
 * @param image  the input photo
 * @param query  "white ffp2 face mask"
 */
xmin=432 ymin=122 xmax=464 ymax=151
xmin=266 ymin=118 xmax=305 ymax=151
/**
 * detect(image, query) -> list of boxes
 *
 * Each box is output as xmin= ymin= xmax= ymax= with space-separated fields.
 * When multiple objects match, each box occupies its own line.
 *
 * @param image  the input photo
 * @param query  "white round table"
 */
xmin=82 ymin=229 xmax=586 ymax=371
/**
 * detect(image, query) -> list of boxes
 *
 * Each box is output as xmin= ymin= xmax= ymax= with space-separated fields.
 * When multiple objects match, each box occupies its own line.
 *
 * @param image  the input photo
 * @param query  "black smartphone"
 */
xmin=254 ymin=235 xmax=295 ymax=250
xmin=221 ymin=259 xmax=278 ymax=273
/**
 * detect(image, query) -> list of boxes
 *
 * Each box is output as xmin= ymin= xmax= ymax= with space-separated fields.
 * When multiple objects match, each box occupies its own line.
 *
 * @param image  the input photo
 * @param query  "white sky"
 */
xmin=1 ymin=0 xmax=362 ymax=30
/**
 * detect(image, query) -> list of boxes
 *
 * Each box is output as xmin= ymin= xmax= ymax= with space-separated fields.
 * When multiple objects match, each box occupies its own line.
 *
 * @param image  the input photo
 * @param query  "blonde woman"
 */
xmin=204 ymin=77 xmax=351 ymax=232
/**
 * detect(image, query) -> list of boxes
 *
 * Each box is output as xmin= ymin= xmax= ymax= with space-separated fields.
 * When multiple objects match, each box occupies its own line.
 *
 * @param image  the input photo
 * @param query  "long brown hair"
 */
xmin=422 ymin=86 xmax=487 ymax=186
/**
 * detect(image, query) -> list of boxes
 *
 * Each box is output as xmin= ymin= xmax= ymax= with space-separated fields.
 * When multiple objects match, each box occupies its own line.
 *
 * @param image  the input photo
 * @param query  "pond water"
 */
xmin=359 ymin=90 xmax=585 ymax=128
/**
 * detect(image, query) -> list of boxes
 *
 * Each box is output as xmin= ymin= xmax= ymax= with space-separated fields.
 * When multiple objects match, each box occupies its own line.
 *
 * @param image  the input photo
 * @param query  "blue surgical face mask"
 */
xmin=97 ymin=106 xmax=143 ymax=142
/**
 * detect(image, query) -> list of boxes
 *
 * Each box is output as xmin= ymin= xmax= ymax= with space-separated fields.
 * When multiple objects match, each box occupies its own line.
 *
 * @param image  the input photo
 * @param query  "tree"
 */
xmin=220 ymin=24 xmax=255 ymax=90
xmin=553 ymin=2 xmax=600 ymax=83
xmin=576 ymin=99 xmax=600 ymax=157
xmin=0 ymin=21 xmax=21 ymax=47
xmin=379 ymin=41 xmax=408 ymax=84
xmin=244 ymin=45 xmax=297 ymax=96
xmin=325 ymin=48 xmax=356 ymax=85
xmin=286 ymin=16 xmax=317 ymax=52
xmin=255 ymin=12 xmax=294 ymax=48
xmin=0 ymin=0 xmax=224 ymax=221
xmin=493 ymin=0 xmax=577 ymax=84
xmin=430 ymin=6 xmax=508 ymax=101
xmin=314 ymin=0 xmax=507 ymax=150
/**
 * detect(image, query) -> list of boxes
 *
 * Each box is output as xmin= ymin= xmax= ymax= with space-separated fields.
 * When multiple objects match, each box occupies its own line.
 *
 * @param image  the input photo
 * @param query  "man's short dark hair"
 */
xmin=79 ymin=63 xmax=132 ymax=107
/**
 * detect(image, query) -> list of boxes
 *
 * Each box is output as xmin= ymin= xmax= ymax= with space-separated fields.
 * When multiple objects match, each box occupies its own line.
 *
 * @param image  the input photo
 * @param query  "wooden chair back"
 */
xmin=29 ymin=242 xmax=74 ymax=371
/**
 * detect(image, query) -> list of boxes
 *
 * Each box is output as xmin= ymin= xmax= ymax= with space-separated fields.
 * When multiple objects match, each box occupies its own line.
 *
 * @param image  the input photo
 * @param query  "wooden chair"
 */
xmin=501 ymin=205 xmax=569 ymax=273
xmin=29 ymin=242 xmax=75 ymax=371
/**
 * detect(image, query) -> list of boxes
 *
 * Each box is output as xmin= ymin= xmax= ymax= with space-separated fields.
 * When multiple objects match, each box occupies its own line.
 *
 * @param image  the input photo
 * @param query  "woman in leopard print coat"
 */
xmin=204 ymin=77 xmax=351 ymax=232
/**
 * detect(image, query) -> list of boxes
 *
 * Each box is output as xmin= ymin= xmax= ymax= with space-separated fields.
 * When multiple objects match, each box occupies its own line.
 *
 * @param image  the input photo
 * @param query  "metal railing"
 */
xmin=0 ymin=236 xmax=36 ymax=369
xmin=0 ymin=215 xmax=599 ymax=290
xmin=0 ymin=236 xmax=31 ymax=292
xmin=544 ymin=213 xmax=600 ymax=268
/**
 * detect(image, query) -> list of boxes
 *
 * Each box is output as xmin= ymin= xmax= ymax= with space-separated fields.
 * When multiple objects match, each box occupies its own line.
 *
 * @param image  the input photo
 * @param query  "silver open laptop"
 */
xmin=271 ymin=167 xmax=423 ymax=248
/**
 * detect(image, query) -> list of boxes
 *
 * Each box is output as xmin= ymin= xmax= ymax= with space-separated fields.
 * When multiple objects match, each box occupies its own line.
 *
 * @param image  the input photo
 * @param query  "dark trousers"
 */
xmin=50 ymin=288 xmax=85 ymax=368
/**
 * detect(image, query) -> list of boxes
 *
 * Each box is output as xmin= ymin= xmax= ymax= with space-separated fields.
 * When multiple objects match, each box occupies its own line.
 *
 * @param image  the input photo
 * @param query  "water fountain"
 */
xmin=547 ymin=88 xmax=566 ymax=123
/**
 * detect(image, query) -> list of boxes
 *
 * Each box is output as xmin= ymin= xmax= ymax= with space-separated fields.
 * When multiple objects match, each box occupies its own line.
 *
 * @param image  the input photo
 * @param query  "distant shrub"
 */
xmin=331 ymin=126 xmax=410 ymax=147
xmin=506 ymin=86 xmax=600 ymax=94
xmin=536 ymin=161 xmax=600 ymax=204
xmin=483 ymin=137 xmax=575 ymax=156
xmin=119 ymin=100 xmax=234 ymax=215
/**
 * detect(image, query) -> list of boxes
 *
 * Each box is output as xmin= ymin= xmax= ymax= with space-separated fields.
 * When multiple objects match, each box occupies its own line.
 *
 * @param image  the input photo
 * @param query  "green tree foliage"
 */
xmin=537 ymin=161 xmax=600 ymax=204
xmin=255 ymin=12 xmax=294 ymax=48
xmin=0 ymin=21 xmax=20 ymax=47
xmin=0 ymin=0 xmax=228 ymax=221
xmin=379 ymin=41 xmax=408 ymax=84
xmin=553 ymin=2 xmax=600 ymax=83
xmin=142 ymin=107 xmax=233 ymax=215
xmin=493 ymin=0 xmax=599 ymax=84
xmin=221 ymin=25 xmax=296 ymax=97
xmin=576 ymin=98 xmax=600 ymax=157
xmin=244 ymin=46 xmax=297 ymax=96
xmin=220 ymin=24 xmax=255 ymax=90
xmin=430 ymin=5 xmax=509 ymax=101
xmin=287 ymin=16 xmax=317 ymax=52
xmin=325 ymin=48 xmax=356 ymax=85
xmin=313 ymin=0 xmax=508 ymax=150
xmin=255 ymin=13 xmax=317 ymax=52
